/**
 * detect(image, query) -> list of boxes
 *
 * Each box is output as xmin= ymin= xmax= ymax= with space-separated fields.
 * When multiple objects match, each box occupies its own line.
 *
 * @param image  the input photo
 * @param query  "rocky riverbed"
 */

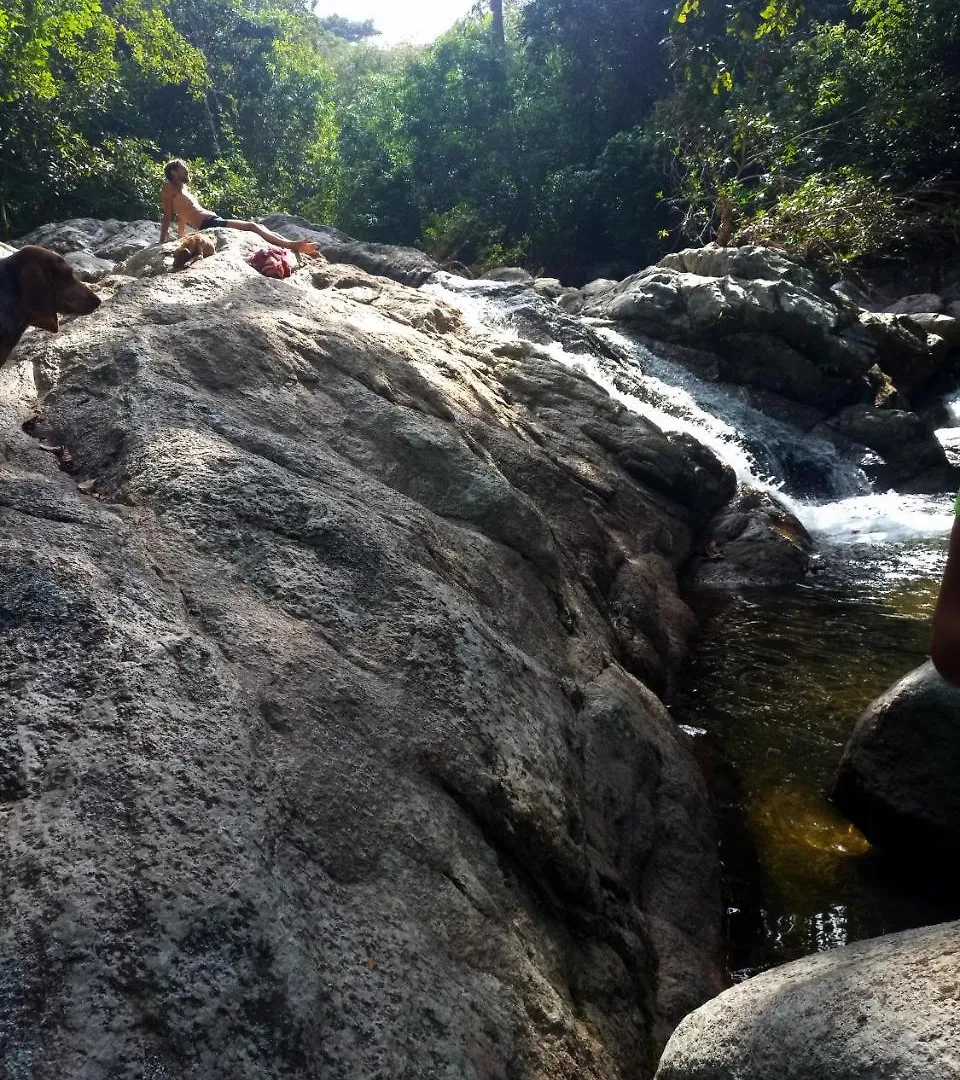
xmin=5 ymin=218 xmax=960 ymax=1079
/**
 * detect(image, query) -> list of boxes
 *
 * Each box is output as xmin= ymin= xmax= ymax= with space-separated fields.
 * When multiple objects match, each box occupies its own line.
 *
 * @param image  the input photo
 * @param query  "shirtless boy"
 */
xmin=159 ymin=159 xmax=318 ymax=255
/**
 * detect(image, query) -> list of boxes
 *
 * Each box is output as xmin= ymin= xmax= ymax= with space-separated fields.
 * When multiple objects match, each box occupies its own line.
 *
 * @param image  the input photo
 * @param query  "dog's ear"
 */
xmin=18 ymin=259 xmax=59 ymax=333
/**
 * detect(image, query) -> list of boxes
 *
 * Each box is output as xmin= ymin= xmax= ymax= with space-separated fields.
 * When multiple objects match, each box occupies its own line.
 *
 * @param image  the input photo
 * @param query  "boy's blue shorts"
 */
xmin=200 ymin=214 xmax=230 ymax=229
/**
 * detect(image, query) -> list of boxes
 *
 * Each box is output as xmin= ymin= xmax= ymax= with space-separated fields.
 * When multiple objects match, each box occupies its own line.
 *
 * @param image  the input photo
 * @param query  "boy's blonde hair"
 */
xmin=163 ymin=158 xmax=189 ymax=183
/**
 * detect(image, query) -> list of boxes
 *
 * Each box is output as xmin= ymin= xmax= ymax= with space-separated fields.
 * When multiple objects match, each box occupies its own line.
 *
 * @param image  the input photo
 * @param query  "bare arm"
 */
xmin=160 ymin=184 xmax=173 ymax=243
xmin=931 ymin=516 xmax=960 ymax=684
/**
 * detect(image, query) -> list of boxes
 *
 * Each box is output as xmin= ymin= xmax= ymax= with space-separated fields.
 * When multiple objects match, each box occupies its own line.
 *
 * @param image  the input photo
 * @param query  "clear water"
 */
xmin=428 ymin=273 xmax=960 ymax=975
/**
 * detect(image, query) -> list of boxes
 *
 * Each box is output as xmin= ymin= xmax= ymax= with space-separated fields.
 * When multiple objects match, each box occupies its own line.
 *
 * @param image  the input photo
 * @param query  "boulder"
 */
xmin=62 ymin=250 xmax=116 ymax=282
xmin=690 ymin=487 xmax=813 ymax=588
xmin=857 ymin=310 xmax=944 ymax=393
xmin=556 ymin=288 xmax=585 ymax=314
xmin=909 ymin=311 xmax=960 ymax=346
xmin=817 ymin=405 xmax=960 ymax=493
xmin=884 ymin=292 xmax=944 ymax=315
xmin=583 ymin=248 xmax=876 ymax=384
xmin=533 ymin=276 xmax=566 ymax=298
xmin=258 ymin=212 xmax=440 ymax=285
xmin=582 ymin=278 xmax=619 ymax=297
xmin=93 ymin=219 xmax=162 ymax=261
xmin=484 ymin=266 xmax=534 ymax=283
xmin=713 ymin=331 xmax=854 ymax=409
xmin=654 ymin=919 xmax=960 ymax=1080
xmin=1 ymin=230 xmax=725 ymax=1077
xmin=831 ymin=276 xmax=881 ymax=311
xmin=832 ymin=660 xmax=960 ymax=854
xmin=15 ymin=217 xmax=122 ymax=253
xmin=658 ymin=244 xmax=819 ymax=292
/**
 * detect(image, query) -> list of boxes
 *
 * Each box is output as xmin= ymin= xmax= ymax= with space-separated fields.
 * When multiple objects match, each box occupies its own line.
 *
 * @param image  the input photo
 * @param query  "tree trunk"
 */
xmin=490 ymin=0 xmax=504 ymax=45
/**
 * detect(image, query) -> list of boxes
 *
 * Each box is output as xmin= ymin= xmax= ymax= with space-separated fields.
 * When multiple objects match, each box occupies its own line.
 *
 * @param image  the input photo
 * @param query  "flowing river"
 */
xmin=427 ymin=273 xmax=960 ymax=978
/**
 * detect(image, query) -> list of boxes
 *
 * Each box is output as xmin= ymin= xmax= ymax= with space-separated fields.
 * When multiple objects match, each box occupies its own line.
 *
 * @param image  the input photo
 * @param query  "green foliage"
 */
xmin=1 ymin=0 xmax=958 ymax=281
xmin=658 ymin=0 xmax=960 ymax=265
xmin=317 ymin=14 xmax=379 ymax=43
xmin=739 ymin=168 xmax=902 ymax=265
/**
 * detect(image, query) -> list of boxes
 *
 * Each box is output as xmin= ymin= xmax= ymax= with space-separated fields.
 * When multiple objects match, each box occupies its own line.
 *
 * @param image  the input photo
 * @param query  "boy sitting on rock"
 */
xmin=159 ymin=159 xmax=318 ymax=256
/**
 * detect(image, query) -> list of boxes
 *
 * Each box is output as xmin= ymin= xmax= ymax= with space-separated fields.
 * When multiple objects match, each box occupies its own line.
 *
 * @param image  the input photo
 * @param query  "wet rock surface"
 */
xmin=1 ymin=228 xmax=724 ymax=1078
xmin=575 ymin=245 xmax=959 ymax=493
xmin=690 ymin=488 xmax=813 ymax=588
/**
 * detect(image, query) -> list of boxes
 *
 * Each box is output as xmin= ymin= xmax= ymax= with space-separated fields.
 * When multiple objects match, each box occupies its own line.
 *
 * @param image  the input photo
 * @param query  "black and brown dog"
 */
xmin=0 ymin=245 xmax=101 ymax=366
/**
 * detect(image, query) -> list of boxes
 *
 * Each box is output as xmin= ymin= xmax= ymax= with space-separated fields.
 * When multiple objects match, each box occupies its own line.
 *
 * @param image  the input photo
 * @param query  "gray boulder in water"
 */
xmin=832 ymin=659 xmax=960 ymax=854
xmin=1 ymin=228 xmax=725 ymax=1077
xmin=654 ymin=918 xmax=960 ymax=1080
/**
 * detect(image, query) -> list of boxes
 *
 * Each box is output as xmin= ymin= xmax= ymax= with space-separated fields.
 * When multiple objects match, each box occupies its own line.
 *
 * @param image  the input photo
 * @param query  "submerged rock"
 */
xmin=1 ymin=227 xmax=724 ymax=1077
xmin=832 ymin=659 xmax=960 ymax=854
xmin=654 ymin=919 xmax=960 ymax=1080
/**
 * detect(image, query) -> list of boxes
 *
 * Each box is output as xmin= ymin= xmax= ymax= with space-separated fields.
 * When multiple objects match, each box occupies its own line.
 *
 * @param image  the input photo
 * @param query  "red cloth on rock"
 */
xmin=245 ymin=247 xmax=296 ymax=279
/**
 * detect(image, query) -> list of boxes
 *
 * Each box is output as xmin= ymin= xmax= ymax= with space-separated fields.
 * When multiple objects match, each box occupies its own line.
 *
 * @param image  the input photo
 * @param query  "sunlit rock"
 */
xmin=1 ymin=226 xmax=727 ymax=1077
xmin=655 ymin=919 xmax=960 ymax=1080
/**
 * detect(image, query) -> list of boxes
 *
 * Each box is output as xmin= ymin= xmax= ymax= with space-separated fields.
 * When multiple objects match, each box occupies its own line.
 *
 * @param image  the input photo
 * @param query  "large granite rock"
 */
xmin=832 ymin=660 xmax=960 ymax=854
xmin=654 ymin=919 xmax=960 ymax=1080
xmin=14 ymin=217 xmax=123 ymax=253
xmin=14 ymin=215 xmax=440 ymax=289
xmin=92 ymin=219 xmax=162 ymax=261
xmin=582 ymin=245 xmax=875 ymax=382
xmin=1 ymin=229 xmax=724 ymax=1077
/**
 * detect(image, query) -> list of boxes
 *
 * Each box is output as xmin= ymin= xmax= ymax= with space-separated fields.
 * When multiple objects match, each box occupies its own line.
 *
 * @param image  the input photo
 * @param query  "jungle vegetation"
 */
xmin=1 ymin=0 xmax=958 ymax=279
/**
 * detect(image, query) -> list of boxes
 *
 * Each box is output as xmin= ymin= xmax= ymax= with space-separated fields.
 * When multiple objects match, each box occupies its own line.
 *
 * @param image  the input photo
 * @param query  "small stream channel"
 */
xmin=427 ymin=274 xmax=960 ymax=978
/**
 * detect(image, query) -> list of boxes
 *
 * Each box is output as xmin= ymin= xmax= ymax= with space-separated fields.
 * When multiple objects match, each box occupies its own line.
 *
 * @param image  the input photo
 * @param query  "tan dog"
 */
xmin=172 ymin=233 xmax=216 ymax=270
xmin=0 ymin=246 xmax=101 ymax=366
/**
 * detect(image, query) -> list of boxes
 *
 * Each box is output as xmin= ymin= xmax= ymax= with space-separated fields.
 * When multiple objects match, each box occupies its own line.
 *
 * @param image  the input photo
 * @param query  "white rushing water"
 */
xmin=425 ymin=273 xmax=955 ymax=556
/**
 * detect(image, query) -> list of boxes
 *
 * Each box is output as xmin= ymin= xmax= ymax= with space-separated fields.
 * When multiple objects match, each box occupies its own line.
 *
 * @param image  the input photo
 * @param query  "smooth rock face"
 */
xmin=14 ymin=217 xmax=122 ymax=253
xmin=832 ymin=660 xmax=960 ymax=854
xmin=1 ymin=229 xmax=724 ymax=1077
xmin=654 ymin=920 xmax=960 ymax=1080
xmin=93 ymin=219 xmax=162 ymax=261
xmin=884 ymin=292 xmax=944 ymax=315
xmin=62 ymin=250 xmax=117 ymax=282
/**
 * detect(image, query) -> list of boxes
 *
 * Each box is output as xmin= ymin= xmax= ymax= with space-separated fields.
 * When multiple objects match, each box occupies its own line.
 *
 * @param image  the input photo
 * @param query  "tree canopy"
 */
xmin=1 ymin=0 xmax=958 ymax=277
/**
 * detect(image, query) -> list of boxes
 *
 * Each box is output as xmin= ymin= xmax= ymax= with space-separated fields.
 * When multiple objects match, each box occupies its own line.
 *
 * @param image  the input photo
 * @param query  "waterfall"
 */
xmin=426 ymin=273 xmax=955 ymax=555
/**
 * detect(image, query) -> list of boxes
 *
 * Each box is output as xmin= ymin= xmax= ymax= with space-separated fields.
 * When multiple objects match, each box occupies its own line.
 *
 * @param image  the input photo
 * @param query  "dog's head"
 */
xmin=7 ymin=245 xmax=101 ymax=333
